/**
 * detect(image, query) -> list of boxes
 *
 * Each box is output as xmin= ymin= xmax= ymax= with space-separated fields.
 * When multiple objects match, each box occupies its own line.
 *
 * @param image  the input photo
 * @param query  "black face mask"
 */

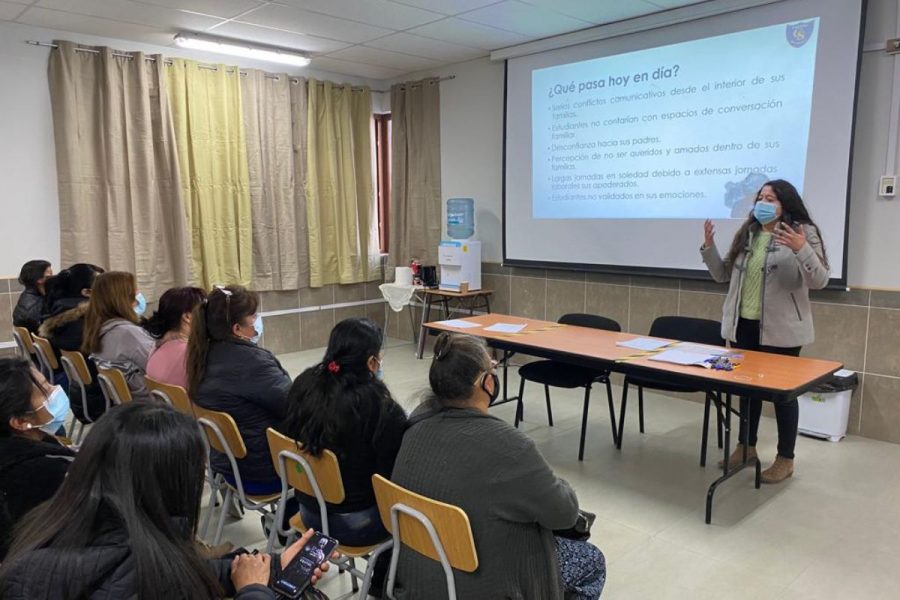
xmin=481 ymin=372 xmax=500 ymax=405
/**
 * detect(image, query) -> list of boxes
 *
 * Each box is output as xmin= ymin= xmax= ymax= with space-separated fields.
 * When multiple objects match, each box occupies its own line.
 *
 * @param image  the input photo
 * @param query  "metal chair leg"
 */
xmin=212 ymin=487 xmax=231 ymax=545
xmin=604 ymin=378 xmax=618 ymax=446
xmin=515 ymin=377 xmax=525 ymax=428
xmin=617 ymin=381 xmax=629 ymax=450
xmin=544 ymin=384 xmax=554 ymax=426
xmin=350 ymin=557 xmax=359 ymax=593
xmin=638 ymin=386 xmax=645 ymax=434
xmin=578 ymin=385 xmax=591 ymax=461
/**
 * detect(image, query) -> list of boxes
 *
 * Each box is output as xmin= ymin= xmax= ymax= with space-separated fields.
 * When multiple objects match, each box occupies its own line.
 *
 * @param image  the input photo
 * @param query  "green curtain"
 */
xmin=306 ymin=79 xmax=380 ymax=287
xmin=166 ymin=59 xmax=252 ymax=287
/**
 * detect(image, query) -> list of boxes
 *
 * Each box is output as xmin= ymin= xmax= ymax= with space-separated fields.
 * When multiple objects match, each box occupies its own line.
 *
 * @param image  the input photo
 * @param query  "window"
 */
xmin=374 ymin=113 xmax=391 ymax=253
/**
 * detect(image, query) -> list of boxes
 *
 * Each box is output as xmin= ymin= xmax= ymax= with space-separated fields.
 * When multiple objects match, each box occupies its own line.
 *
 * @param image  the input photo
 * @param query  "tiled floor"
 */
xmin=211 ymin=338 xmax=900 ymax=599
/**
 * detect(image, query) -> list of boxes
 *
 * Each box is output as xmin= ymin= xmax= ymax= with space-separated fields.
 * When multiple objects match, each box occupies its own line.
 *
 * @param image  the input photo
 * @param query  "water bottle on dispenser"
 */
xmin=440 ymin=198 xmax=481 ymax=292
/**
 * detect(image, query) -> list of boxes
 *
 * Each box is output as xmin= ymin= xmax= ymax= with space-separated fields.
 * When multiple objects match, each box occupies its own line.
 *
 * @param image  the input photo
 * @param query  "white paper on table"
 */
xmin=676 ymin=342 xmax=731 ymax=356
xmin=484 ymin=323 xmax=527 ymax=333
xmin=437 ymin=319 xmax=482 ymax=329
xmin=647 ymin=349 xmax=717 ymax=367
xmin=616 ymin=337 xmax=671 ymax=351
xmin=833 ymin=369 xmax=855 ymax=378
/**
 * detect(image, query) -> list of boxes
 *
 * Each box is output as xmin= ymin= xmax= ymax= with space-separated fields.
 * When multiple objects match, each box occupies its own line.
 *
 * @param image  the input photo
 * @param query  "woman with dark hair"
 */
xmin=188 ymin=286 xmax=291 ymax=494
xmin=0 ymin=402 xmax=332 ymax=599
xmin=0 ymin=358 xmax=75 ymax=559
xmin=13 ymin=260 xmax=52 ymax=333
xmin=390 ymin=333 xmax=606 ymax=600
xmin=145 ymin=287 xmax=207 ymax=389
xmin=83 ymin=271 xmax=155 ymax=402
xmin=702 ymin=178 xmax=830 ymax=483
xmin=281 ymin=318 xmax=406 ymax=561
xmin=38 ymin=263 xmax=106 ymax=421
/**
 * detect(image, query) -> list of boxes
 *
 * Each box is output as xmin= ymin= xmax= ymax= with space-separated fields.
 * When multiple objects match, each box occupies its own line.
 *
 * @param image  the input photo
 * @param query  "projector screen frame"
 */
xmin=500 ymin=0 xmax=868 ymax=288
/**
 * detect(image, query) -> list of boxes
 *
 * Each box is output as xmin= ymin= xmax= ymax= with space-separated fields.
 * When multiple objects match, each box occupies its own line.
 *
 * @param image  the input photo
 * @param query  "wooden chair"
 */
xmin=12 ymin=326 xmax=36 ymax=361
xmin=267 ymin=428 xmax=391 ymax=599
xmin=30 ymin=334 xmax=59 ymax=382
xmin=59 ymin=350 xmax=104 ymax=442
xmin=372 ymin=474 xmax=478 ymax=600
xmin=96 ymin=367 xmax=133 ymax=406
xmin=193 ymin=405 xmax=279 ymax=545
xmin=144 ymin=377 xmax=193 ymax=413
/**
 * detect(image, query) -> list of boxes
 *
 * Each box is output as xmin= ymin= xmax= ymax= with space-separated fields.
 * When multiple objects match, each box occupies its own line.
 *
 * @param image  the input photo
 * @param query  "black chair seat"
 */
xmin=623 ymin=373 xmax=700 ymax=394
xmin=519 ymin=361 xmax=607 ymax=389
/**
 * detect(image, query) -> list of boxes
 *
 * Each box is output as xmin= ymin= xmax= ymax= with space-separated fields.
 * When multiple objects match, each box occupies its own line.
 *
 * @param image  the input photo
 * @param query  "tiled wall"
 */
xmin=0 ymin=277 xmax=24 ymax=358
xmin=389 ymin=263 xmax=900 ymax=445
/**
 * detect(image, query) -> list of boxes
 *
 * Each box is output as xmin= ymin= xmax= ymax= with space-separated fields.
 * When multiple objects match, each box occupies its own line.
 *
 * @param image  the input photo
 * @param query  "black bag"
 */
xmin=553 ymin=509 xmax=596 ymax=542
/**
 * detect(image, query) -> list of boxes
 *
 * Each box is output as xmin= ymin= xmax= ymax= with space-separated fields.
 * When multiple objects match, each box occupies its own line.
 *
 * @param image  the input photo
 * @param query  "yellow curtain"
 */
xmin=166 ymin=59 xmax=252 ymax=288
xmin=306 ymin=79 xmax=380 ymax=287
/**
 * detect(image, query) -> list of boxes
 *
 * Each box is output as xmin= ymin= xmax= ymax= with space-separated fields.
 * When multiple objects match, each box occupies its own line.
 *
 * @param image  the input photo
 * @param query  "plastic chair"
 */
xmin=30 ymin=334 xmax=59 ymax=382
xmin=12 ymin=326 xmax=37 ymax=361
xmin=267 ymin=428 xmax=392 ymax=599
xmin=372 ymin=474 xmax=477 ymax=600
xmin=515 ymin=313 xmax=621 ymax=459
xmin=617 ymin=316 xmax=725 ymax=466
xmin=96 ymin=367 xmax=133 ymax=406
xmin=59 ymin=350 xmax=106 ymax=442
xmin=144 ymin=376 xmax=191 ymax=412
xmin=193 ymin=404 xmax=279 ymax=546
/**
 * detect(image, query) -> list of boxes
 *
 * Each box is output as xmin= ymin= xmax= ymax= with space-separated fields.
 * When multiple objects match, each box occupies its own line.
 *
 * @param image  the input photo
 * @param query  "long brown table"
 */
xmin=422 ymin=313 xmax=842 ymax=523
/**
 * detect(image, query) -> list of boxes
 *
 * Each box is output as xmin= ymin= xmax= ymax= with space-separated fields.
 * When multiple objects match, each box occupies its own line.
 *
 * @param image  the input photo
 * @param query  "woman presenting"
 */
xmin=701 ymin=179 xmax=829 ymax=483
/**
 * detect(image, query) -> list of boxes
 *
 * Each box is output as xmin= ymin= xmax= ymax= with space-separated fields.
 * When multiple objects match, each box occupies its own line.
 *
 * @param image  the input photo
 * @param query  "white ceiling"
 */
xmin=0 ymin=0 xmax=708 ymax=80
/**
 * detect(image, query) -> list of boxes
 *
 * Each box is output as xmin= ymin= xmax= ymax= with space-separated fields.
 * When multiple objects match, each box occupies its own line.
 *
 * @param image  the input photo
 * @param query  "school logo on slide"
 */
xmin=786 ymin=20 xmax=815 ymax=48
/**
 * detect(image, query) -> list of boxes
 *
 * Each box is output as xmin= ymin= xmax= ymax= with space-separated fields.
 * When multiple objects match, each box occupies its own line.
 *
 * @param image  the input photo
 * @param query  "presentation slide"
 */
xmin=503 ymin=0 xmax=864 ymax=281
xmin=531 ymin=20 xmax=819 ymax=220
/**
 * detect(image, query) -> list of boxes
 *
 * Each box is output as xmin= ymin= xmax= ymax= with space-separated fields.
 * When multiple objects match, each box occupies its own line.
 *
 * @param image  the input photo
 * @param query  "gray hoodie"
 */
xmin=90 ymin=319 xmax=155 ymax=402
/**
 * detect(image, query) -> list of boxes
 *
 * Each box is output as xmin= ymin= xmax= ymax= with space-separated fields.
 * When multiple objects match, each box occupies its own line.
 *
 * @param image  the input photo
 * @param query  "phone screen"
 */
xmin=271 ymin=533 xmax=339 ymax=599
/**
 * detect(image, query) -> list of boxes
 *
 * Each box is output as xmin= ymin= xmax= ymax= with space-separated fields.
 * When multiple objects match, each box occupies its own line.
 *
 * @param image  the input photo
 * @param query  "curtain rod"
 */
xmin=26 ymin=40 xmax=455 ymax=93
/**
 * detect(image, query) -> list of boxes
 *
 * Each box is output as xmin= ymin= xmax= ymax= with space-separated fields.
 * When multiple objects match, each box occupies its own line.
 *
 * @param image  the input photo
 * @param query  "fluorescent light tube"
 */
xmin=174 ymin=33 xmax=311 ymax=67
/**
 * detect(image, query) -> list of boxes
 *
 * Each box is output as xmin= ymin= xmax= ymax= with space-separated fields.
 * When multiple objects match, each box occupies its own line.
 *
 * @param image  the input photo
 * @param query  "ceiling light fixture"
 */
xmin=174 ymin=32 xmax=311 ymax=67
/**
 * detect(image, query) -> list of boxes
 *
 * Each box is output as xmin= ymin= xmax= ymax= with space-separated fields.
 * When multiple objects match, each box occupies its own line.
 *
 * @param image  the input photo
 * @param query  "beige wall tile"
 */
xmin=629 ymin=287 xmax=679 ymax=335
xmin=300 ymin=285 xmax=335 ymax=308
xmin=482 ymin=273 xmax=510 ymax=315
xmin=870 ymin=290 xmax=900 ymax=309
xmin=335 ymin=283 xmax=366 ymax=303
xmin=865 ymin=308 xmax=900 ymax=377
xmin=366 ymin=301 xmax=387 ymax=332
xmin=585 ymin=283 xmax=629 ymax=331
xmin=334 ymin=305 xmax=369 ymax=328
xmin=0 ymin=294 xmax=12 ymax=343
xmin=260 ymin=313 xmax=300 ymax=355
xmin=259 ymin=290 xmax=299 ymax=312
xmin=510 ymin=276 xmax=547 ymax=320
xmin=631 ymin=275 xmax=679 ymax=290
xmin=365 ymin=281 xmax=386 ymax=301
xmin=860 ymin=374 xmax=900 ymax=443
xmin=803 ymin=303 xmax=868 ymax=372
xmin=678 ymin=291 xmax=725 ymax=322
xmin=545 ymin=279 xmax=586 ymax=322
xmin=300 ymin=309 xmax=334 ymax=351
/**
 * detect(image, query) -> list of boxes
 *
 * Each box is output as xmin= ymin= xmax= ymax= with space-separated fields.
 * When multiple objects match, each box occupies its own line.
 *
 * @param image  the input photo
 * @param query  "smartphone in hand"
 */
xmin=271 ymin=532 xmax=339 ymax=599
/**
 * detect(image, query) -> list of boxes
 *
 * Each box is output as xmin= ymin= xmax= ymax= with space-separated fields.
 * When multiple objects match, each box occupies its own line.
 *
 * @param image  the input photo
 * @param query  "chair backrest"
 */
xmin=144 ymin=376 xmax=192 ymax=412
xmin=372 ymin=474 xmax=478 ymax=573
xmin=559 ymin=313 xmax=622 ymax=332
xmin=60 ymin=350 xmax=93 ymax=386
xmin=31 ymin=334 xmax=59 ymax=372
xmin=12 ymin=327 xmax=36 ymax=358
xmin=648 ymin=316 xmax=725 ymax=347
xmin=192 ymin=403 xmax=248 ymax=459
xmin=96 ymin=367 xmax=133 ymax=405
xmin=266 ymin=428 xmax=345 ymax=504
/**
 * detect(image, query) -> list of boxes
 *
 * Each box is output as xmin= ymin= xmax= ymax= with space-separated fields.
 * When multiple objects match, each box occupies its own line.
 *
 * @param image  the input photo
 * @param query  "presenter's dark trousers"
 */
xmin=732 ymin=318 xmax=802 ymax=459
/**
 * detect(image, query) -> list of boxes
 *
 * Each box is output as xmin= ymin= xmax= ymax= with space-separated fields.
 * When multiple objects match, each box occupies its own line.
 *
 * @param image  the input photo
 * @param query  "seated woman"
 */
xmin=0 ymin=402 xmax=331 ymax=599
xmin=390 ymin=333 xmax=606 ymax=600
xmin=0 ymin=358 xmax=75 ymax=559
xmin=281 ymin=317 xmax=407 ymax=545
xmin=187 ymin=286 xmax=291 ymax=495
xmin=145 ymin=287 xmax=207 ymax=390
xmin=82 ymin=271 xmax=155 ymax=402
xmin=39 ymin=264 xmax=106 ymax=421
xmin=12 ymin=260 xmax=52 ymax=334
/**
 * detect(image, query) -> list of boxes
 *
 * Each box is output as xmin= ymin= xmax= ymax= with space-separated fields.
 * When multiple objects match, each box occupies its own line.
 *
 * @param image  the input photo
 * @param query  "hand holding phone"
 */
xmin=231 ymin=552 xmax=272 ymax=591
xmin=272 ymin=530 xmax=339 ymax=599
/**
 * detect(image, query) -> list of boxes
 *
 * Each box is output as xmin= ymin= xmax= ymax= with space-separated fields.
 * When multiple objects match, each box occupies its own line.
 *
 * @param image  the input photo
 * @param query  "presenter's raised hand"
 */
xmin=703 ymin=219 xmax=716 ymax=248
xmin=773 ymin=222 xmax=806 ymax=252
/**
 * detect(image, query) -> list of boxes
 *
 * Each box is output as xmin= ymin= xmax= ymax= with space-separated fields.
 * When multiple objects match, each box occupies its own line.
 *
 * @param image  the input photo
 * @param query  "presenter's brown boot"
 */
xmin=761 ymin=455 xmax=794 ymax=484
xmin=717 ymin=443 xmax=757 ymax=470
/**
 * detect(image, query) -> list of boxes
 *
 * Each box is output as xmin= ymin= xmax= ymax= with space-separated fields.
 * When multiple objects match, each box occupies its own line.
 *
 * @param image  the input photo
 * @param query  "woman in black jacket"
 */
xmin=38 ymin=263 xmax=106 ymax=421
xmin=0 ymin=358 xmax=75 ymax=559
xmin=0 ymin=402 xmax=331 ymax=600
xmin=187 ymin=286 xmax=291 ymax=493
xmin=12 ymin=260 xmax=52 ymax=334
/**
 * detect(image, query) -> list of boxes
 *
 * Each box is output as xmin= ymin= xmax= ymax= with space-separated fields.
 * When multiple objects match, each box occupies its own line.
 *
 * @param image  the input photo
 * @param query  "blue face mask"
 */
xmin=39 ymin=386 xmax=71 ymax=435
xmin=134 ymin=292 xmax=147 ymax=317
xmin=251 ymin=316 xmax=263 ymax=345
xmin=753 ymin=201 xmax=778 ymax=225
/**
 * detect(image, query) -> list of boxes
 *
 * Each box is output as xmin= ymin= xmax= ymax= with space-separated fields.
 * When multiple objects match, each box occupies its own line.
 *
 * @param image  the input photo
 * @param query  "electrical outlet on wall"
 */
xmin=879 ymin=176 xmax=896 ymax=197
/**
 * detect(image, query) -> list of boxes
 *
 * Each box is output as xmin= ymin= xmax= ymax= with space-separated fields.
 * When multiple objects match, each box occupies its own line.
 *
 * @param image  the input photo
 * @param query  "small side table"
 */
xmin=415 ymin=288 xmax=493 ymax=359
